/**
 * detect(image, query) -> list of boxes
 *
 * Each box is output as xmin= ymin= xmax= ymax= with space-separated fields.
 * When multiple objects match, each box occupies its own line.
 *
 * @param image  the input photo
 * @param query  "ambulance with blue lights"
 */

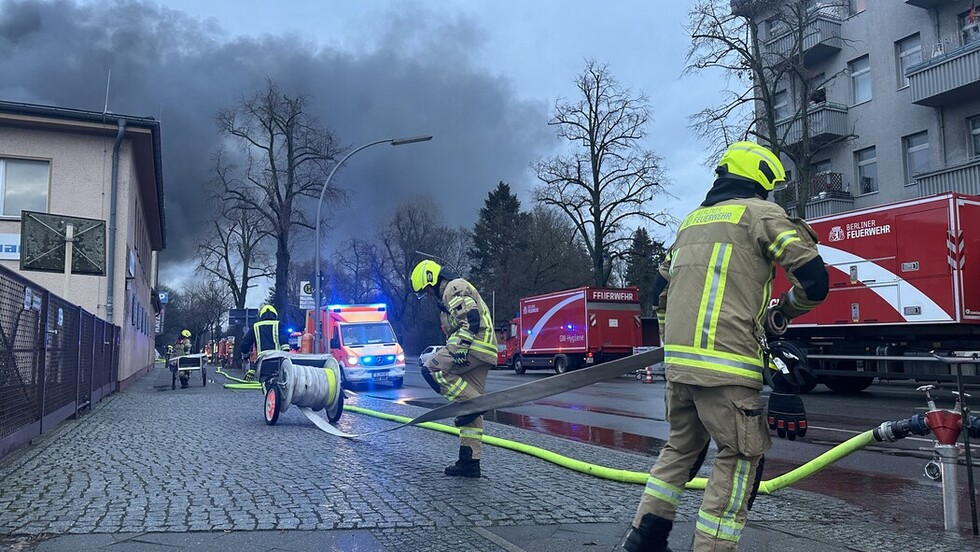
xmin=305 ymin=303 xmax=406 ymax=388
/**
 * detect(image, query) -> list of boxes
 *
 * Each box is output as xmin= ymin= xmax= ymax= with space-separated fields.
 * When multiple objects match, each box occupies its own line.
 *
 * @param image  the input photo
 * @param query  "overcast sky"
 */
xmin=0 ymin=0 xmax=727 ymax=297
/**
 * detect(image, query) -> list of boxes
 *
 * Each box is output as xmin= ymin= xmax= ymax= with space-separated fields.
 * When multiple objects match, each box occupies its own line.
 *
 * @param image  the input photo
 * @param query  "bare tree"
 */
xmin=689 ymin=0 xmax=855 ymax=215
xmin=164 ymin=279 xmax=232 ymax=351
xmin=198 ymin=156 xmax=275 ymax=309
xmin=371 ymin=196 xmax=468 ymax=348
xmin=534 ymin=59 xmax=670 ymax=287
xmin=332 ymin=239 xmax=380 ymax=304
xmin=214 ymin=80 xmax=344 ymax=324
xmin=512 ymin=207 xmax=593 ymax=297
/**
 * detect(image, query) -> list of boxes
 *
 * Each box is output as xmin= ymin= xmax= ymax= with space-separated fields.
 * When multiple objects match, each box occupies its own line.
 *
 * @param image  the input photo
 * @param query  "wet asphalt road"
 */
xmin=362 ymin=359 xmax=980 ymax=533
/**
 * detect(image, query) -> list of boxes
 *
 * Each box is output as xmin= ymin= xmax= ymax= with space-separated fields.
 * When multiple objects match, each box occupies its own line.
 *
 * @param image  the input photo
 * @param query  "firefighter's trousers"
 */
xmin=633 ymin=381 xmax=771 ymax=551
xmin=423 ymin=350 xmax=491 ymax=459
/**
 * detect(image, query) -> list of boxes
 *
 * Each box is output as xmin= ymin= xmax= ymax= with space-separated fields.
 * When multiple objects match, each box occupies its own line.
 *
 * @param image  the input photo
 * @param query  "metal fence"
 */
xmin=0 ymin=264 xmax=119 ymax=458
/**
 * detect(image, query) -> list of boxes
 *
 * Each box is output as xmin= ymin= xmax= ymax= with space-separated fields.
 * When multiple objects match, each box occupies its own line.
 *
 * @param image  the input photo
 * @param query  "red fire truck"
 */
xmin=774 ymin=193 xmax=980 ymax=392
xmin=501 ymin=287 xmax=655 ymax=374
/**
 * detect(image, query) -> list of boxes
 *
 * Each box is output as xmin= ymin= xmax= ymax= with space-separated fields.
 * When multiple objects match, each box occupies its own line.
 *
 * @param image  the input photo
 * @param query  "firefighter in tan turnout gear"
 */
xmin=411 ymin=260 xmax=497 ymax=478
xmin=623 ymin=142 xmax=829 ymax=551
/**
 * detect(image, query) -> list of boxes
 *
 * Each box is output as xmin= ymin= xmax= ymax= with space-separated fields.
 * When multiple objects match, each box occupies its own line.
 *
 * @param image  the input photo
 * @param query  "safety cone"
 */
xmin=644 ymin=366 xmax=653 ymax=384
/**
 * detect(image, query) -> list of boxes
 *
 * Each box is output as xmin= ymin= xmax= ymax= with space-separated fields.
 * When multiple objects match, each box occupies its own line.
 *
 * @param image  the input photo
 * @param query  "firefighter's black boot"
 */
xmin=622 ymin=513 xmax=673 ymax=552
xmin=444 ymin=446 xmax=481 ymax=478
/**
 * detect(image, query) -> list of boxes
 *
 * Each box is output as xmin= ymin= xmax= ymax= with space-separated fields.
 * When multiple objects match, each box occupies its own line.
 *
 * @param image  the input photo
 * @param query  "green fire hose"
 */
xmin=218 ymin=367 xmax=877 ymax=493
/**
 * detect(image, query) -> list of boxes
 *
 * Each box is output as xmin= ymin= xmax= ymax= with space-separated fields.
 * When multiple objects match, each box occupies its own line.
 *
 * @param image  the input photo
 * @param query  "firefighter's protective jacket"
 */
xmin=661 ymin=198 xmax=822 ymax=390
xmin=239 ymin=311 xmax=284 ymax=355
xmin=441 ymin=278 xmax=497 ymax=366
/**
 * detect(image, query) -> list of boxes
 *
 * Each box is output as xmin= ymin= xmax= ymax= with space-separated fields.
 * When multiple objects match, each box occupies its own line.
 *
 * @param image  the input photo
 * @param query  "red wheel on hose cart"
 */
xmin=264 ymin=386 xmax=282 ymax=425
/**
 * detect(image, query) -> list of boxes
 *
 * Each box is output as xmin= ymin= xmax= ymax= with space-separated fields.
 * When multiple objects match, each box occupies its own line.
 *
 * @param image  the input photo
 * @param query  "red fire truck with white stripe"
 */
xmin=774 ymin=192 xmax=980 ymax=392
xmin=501 ymin=287 xmax=657 ymax=374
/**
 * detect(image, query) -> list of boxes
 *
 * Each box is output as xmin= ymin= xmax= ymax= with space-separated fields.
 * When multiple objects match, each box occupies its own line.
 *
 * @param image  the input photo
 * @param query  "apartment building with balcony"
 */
xmin=738 ymin=0 xmax=980 ymax=217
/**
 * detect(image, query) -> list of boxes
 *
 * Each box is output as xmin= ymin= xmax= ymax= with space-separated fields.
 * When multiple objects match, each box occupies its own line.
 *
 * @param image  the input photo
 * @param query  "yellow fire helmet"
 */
xmin=260 ymin=304 xmax=278 ymax=317
xmin=410 ymin=260 xmax=442 ymax=299
xmin=181 ymin=329 xmax=191 ymax=338
xmin=715 ymin=141 xmax=787 ymax=191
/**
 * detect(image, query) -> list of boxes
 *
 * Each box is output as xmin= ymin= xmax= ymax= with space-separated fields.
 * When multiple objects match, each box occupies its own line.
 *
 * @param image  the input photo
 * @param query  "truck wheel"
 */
xmin=264 ymin=386 xmax=282 ymax=425
xmin=391 ymin=377 xmax=404 ymax=389
xmin=797 ymin=373 xmax=818 ymax=394
xmin=554 ymin=356 xmax=568 ymax=375
xmin=823 ymin=376 xmax=874 ymax=393
xmin=513 ymin=356 xmax=526 ymax=375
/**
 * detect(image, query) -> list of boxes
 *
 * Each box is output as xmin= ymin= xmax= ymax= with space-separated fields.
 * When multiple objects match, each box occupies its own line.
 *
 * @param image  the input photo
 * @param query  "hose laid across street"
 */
xmin=344 ymin=404 xmax=878 ymax=494
xmin=215 ymin=359 xmax=879 ymax=493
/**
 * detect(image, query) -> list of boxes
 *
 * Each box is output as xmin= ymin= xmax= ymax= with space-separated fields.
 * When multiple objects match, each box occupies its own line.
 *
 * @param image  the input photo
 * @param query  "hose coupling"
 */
xmin=873 ymin=414 xmax=930 ymax=442
xmin=764 ymin=308 xmax=789 ymax=337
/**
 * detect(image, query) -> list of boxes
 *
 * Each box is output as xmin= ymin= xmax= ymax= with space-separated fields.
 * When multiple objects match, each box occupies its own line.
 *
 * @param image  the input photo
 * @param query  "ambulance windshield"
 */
xmin=340 ymin=322 xmax=397 ymax=346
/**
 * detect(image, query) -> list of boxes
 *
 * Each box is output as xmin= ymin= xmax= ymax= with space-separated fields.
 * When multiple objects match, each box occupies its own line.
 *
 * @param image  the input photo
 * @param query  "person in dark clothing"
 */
xmin=239 ymin=305 xmax=288 ymax=380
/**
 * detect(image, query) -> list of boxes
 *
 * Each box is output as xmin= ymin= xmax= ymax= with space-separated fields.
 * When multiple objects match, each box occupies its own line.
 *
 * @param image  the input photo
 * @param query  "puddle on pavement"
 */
xmin=400 ymin=398 xmax=666 ymax=456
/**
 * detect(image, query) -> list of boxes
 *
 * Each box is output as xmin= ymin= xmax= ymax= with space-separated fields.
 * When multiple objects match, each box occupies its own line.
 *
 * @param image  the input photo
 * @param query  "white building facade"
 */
xmin=0 ymin=101 xmax=166 ymax=386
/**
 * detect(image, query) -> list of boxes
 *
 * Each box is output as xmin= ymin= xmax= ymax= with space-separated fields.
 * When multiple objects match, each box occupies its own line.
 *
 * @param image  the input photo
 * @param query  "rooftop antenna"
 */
xmin=103 ymin=69 xmax=112 ymax=114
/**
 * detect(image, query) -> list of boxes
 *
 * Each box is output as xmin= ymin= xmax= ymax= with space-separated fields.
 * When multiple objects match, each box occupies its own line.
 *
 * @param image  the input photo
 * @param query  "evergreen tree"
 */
xmin=469 ymin=182 xmax=528 ymax=324
xmin=624 ymin=227 xmax=667 ymax=316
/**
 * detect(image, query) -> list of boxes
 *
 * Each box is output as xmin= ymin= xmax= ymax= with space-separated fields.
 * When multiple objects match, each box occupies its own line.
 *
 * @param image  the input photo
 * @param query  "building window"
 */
xmin=774 ymin=89 xmax=791 ymax=120
xmin=896 ymin=34 xmax=922 ymax=88
xmin=850 ymin=55 xmax=872 ymax=104
xmin=961 ymin=9 xmax=980 ymax=46
xmin=0 ymin=158 xmax=50 ymax=217
xmin=855 ymin=147 xmax=877 ymax=194
xmin=904 ymin=131 xmax=930 ymax=184
xmin=767 ymin=16 xmax=787 ymax=39
xmin=849 ymin=0 xmax=866 ymax=15
xmin=970 ymin=116 xmax=980 ymax=158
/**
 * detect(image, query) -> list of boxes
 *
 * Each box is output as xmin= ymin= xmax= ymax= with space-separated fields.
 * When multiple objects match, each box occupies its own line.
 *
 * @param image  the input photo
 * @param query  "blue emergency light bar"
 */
xmin=326 ymin=303 xmax=387 ymax=312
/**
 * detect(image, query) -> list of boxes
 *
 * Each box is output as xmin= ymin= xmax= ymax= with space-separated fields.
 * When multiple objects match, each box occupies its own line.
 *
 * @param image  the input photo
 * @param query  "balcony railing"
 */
xmin=907 ymin=39 xmax=980 ymax=106
xmin=914 ymin=158 xmax=980 ymax=196
xmin=765 ymin=13 xmax=843 ymax=66
xmin=774 ymin=102 xmax=849 ymax=149
xmin=775 ymin=172 xmax=854 ymax=217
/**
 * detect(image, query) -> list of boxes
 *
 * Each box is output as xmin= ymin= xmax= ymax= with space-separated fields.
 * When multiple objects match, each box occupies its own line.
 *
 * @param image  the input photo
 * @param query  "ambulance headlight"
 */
xmin=397 ymin=353 xmax=405 ymax=362
xmin=348 ymin=355 xmax=358 ymax=365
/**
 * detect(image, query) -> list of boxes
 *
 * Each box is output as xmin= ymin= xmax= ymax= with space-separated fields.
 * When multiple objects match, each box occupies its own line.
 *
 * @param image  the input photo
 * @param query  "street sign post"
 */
xmin=299 ymin=280 xmax=314 ymax=310
xmin=228 ymin=308 xmax=259 ymax=329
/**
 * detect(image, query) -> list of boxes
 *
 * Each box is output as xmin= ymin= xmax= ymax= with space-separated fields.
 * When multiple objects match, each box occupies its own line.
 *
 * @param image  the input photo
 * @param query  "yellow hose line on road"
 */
xmin=344 ymin=405 xmax=648 ymax=484
xmin=215 ymin=366 xmax=878 ymax=494
xmin=345 ymin=404 xmax=878 ymax=493
xmin=757 ymin=430 xmax=874 ymax=494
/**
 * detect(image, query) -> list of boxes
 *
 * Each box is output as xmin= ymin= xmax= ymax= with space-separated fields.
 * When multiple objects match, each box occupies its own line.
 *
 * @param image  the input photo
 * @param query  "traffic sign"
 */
xmin=299 ymin=280 xmax=314 ymax=309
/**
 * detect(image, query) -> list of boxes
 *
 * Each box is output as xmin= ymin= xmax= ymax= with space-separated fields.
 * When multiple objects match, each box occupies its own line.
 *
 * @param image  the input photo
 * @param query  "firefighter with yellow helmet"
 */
xmin=239 ymin=305 xmax=286 ymax=381
xmin=623 ymin=142 xmax=829 ymax=551
xmin=173 ymin=329 xmax=192 ymax=356
xmin=411 ymin=259 xmax=497 ymax=477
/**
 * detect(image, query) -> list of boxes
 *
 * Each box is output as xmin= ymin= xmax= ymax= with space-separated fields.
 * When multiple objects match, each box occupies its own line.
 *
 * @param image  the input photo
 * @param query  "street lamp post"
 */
xmin=314 ymin=135 xmax=432 ymax=353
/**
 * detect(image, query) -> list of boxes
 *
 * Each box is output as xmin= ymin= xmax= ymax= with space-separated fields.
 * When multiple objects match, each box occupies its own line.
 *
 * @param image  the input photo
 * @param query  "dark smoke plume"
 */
xmin=0 ymin=0 xmax=553 ymax=272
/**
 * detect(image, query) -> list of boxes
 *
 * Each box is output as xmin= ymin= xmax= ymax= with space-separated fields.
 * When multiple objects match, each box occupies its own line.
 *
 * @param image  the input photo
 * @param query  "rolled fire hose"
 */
xmin=278 ymin=359 xmax=342 ymax=413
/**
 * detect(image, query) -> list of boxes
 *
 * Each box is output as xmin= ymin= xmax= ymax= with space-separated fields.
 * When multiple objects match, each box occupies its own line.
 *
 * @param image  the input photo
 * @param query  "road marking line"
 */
xmin=472 ymin=527 xmax=528 ymax=552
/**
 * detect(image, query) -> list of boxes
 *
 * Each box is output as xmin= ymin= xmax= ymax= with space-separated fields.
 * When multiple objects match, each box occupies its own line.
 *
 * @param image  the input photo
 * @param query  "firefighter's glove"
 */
xmin=452 ymin=346 xmax=470 ymax=368
xmin=767 ymin=392 xmax=807 ymax=440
